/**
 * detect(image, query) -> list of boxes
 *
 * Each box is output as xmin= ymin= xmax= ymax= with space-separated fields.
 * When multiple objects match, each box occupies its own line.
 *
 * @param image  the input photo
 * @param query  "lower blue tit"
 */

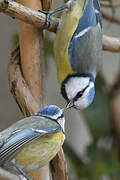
xmin=54 ymin=0 xmax=103 ymax=109
xmin=0 ymin=105 xmax=65 ymax=179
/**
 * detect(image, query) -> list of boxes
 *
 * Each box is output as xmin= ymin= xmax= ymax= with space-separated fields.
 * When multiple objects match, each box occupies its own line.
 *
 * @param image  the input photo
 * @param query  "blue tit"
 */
xmin=54 ymin=0 xmax=103 ymax=109
xmin=0 ymin=105 xmax=65 ymax=180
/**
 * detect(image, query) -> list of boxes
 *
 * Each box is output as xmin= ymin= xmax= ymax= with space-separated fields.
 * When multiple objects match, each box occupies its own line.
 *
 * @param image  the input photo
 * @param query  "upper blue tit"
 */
xmin=54 ymin=0 xmax=102 ymax=109
xmin=0 ymin=105 xmax=65 ymax=177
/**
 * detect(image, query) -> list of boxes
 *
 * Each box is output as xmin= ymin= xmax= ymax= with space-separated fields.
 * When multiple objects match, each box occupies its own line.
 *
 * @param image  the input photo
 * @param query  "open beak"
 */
xmin=66 ymin=100 xmax=74 ymax=109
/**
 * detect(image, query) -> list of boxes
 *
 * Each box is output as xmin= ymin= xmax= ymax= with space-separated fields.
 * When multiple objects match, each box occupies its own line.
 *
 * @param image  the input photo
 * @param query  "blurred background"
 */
xmin=0 ymin=0 xmax=120 ymax=179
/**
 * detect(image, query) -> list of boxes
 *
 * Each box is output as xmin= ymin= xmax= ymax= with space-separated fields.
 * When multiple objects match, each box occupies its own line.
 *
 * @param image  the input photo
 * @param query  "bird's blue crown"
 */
xmin=35 ymin=105 xmax=61 ymax=117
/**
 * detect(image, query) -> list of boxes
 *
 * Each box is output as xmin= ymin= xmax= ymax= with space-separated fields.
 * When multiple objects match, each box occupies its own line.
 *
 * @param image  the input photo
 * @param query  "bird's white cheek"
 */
xmin=74 ymin=97 xmax=89 ymax=110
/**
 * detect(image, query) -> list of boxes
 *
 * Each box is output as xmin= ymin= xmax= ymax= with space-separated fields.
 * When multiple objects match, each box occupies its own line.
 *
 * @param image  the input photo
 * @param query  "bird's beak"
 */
xmin=61 ymin=108 xmax=65 ymax=113
xmin=66 ymin=100 xmax=74 ymax=109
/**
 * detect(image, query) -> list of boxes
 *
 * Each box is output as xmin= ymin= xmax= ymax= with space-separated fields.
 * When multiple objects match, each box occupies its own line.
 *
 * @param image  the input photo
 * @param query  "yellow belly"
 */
xmin=54 ymin=0 xmax=85 ymax=84
xmin=14 ymin=131 xmax=65 ymax=173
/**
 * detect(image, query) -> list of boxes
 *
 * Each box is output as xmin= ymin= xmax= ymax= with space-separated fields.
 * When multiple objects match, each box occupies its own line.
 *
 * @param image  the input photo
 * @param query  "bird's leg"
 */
xmin=11 ymin=162 xmax=33 ymax=180
xmin=39 ymin=0 xmax=74 ymax=29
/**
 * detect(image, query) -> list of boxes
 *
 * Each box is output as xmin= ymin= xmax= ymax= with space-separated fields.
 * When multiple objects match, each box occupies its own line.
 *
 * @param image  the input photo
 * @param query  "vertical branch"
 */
xmin=17 ymin=0 xmax=45 ymax=107
xmin=8 ymin=47 xmax=40 ymax=116
xmin=50 ymin=148 xmax=68 ymax=180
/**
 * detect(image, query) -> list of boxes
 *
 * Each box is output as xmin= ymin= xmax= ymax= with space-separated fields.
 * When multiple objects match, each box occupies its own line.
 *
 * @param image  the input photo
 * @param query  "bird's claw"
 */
xmin=38 ymin=10 xmax=53 ymax=29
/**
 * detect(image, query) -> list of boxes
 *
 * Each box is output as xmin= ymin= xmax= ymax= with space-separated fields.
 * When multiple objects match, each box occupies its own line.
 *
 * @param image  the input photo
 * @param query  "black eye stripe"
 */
xmin=57 ymin=114 xmax=64 ymax=119
xmin=74 ymin=84 xmax=89 ymax=101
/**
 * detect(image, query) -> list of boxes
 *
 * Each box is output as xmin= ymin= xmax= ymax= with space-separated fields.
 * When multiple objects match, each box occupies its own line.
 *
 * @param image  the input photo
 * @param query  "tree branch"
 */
xmin=100 ymin=1 xmax=120 ymax=8
xmin=50 ymin=148 xmax=68 ymax=180
xmin=103 ymin=35 xmax=120 ymax=53
xmin=0 ymin=0 xmax=59 ymax=32
xmin=8 ymin=47 xmax=40 ymax=116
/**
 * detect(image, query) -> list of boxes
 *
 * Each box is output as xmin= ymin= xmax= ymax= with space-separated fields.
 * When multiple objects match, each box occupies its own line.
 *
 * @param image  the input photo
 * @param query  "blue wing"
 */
xmin=0 ymin=126 xmax=61 ymax=165
xmin=74 ymin=0 xmax=97 ymax=35
xmin=35 ymin=105 xmax=61 ymax=117
xmin=68 ymin=0 xmax=102 ymax=77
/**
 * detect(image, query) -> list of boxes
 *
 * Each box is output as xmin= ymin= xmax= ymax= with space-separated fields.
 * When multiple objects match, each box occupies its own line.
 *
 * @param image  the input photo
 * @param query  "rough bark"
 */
xmin=0 ymin=0 xmax=58 ymax=32
xmin=50 ymin=148 xmax=68 ymax=180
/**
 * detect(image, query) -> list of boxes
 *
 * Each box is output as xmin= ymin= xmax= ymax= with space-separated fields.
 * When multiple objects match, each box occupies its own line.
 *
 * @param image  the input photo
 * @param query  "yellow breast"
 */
xmin=54 ymin=0 xmax=85 ymax=84
xmin=14 ymin=131 xmax=65 ymax=173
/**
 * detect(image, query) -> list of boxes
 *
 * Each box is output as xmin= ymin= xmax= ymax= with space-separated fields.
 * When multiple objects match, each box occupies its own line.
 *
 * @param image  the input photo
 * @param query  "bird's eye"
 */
xmin=74 ymin=91 xmax=83 ymax=101
xmin=74 ymin=84 xmax=89 ymax=101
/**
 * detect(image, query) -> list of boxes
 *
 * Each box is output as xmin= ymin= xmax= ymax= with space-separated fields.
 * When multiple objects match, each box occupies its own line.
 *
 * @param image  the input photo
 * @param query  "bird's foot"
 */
xmin=12 ymin=162 xmax=33 ymax=180
xmin=38 ymin=1 xmax=73 ymax=30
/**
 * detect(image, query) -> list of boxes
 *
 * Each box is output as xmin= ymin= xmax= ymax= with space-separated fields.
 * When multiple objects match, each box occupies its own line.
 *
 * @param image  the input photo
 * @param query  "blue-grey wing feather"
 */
xmin=69 ymin=25 xmax=102 ymax=77
xmin=0 ymin=116 xmax=59 ymax=140
xmin=0 ymin=117 xmax=61 ymax=165
xmin=74 ymin=0 xmax=96 ymax=35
